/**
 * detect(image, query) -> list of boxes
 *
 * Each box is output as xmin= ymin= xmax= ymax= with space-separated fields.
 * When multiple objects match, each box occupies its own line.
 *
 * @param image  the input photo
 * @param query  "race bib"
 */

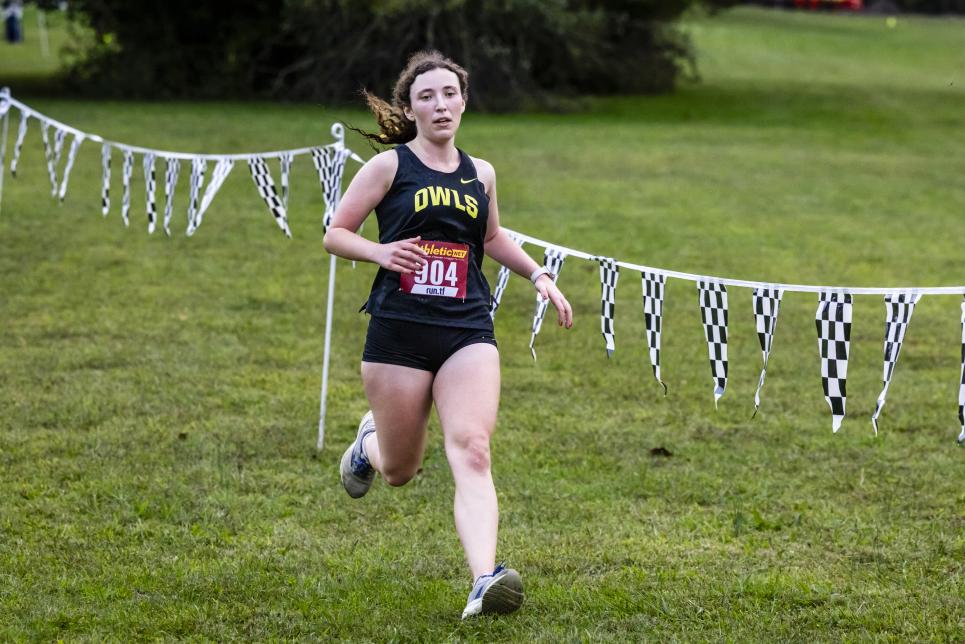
xmin=399 ymin=241 xmax=469 ymax=298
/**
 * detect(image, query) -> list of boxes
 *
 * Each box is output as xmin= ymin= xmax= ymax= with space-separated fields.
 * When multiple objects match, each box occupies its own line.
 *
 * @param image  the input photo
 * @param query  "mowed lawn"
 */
xmin=1 ymin=7 xmax=964 ymax=641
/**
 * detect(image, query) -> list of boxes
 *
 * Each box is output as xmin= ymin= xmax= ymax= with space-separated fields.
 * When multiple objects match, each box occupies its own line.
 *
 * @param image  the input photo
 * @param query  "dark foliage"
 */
xmin=64 ymin=0 xmax=723 ymax=110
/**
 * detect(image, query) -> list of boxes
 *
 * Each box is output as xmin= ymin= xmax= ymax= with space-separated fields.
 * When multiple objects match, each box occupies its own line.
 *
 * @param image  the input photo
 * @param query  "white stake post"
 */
xmin=0 ymin=87 xmax=9 ymax=218
xmin=37 ymin=10 xmax=50 ymax=58
xmin=317 ymin=123 xmax=365 ymax=450
xmin=318 ymin=252 xmax=337 ymax=450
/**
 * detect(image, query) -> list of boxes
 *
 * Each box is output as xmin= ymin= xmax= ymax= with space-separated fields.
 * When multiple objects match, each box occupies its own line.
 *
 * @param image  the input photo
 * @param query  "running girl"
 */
xmin=323 ymin=50 xmax=573 ymax=619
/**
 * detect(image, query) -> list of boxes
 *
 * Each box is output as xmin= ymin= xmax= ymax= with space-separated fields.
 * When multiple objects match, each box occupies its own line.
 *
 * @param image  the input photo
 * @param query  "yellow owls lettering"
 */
xmin=414 ymin=186 xmax=479 ymax=219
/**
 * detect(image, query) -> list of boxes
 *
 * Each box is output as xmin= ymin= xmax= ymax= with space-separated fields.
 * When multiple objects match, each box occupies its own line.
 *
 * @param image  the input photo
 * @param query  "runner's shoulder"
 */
xmin=357 ymin=148 xmax=399 ymax=191
xmin=469 ymin=156 xmax=496 ymax=191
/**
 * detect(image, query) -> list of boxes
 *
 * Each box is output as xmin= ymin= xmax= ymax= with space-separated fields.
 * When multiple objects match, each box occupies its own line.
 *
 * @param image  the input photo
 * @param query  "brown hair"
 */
xmin=358 ymin=50 xmax=469 ymax=146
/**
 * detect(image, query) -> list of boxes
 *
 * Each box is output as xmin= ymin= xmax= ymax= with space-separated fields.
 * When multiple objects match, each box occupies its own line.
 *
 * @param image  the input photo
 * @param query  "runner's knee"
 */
xmin=449 ymin=432 xmax=491 ymax=474
xmin=382 ymin=463 xmax=418 ymax=486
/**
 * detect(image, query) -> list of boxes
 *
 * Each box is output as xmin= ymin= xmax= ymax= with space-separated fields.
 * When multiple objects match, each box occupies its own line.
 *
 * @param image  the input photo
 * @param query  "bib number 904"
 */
xmin=399 ymin=240 xmax=469 ymax=299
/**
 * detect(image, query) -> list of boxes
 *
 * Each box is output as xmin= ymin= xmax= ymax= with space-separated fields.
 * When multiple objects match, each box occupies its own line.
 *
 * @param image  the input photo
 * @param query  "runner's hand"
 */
xmin=535 ymin=275 xmax=573 ymax=328
xmin=376 ymin=236 xmax=428 ymax=274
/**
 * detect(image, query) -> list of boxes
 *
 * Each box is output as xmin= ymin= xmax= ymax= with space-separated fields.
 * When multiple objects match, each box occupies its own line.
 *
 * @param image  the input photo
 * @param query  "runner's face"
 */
xmin=405 ymin=67 xmax=465 ymax=142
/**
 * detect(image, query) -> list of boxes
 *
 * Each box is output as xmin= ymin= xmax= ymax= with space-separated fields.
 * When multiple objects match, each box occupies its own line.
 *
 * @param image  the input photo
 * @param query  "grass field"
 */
xmin=2 ymin=6 xmax=964 ymax=641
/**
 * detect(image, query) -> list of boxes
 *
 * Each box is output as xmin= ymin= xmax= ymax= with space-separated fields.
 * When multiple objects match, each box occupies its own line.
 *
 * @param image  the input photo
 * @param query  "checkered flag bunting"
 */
xmin=815 ymin=292 xmax=852 ymax=432
xmin=162 ymin=157 xmax=180 ymax=236
xmin=143 ymin=153 xmax=158 ymax=233
xmin=697 ymin=280 xmax=729 ymax=405
xmin=641 ymin=271 xmax=668 ymax=394
xmin=752 ymin=287 xmax=784 ymax=417
xmin=57 ymin=134 xmax=83 ymax=202
xmin=529 ymin=247 xmax=566 ymax=360
xmin=490 ymin=234 xmax=525 ymax=320
xmin=248 ymin=156 xmax=292 ymax=237
xmin=312 ymin=145 xmax=351 ymax=231
xmin=871 ymin=293 xmax=920 ymax=434
xmin=188 ymin=158 xmax=233 ymax=235
xmin=280 ymin=152 xmax=293 ymax=210
xmin=10 ymin=110 xmax=28 ymax=177
xmin=958 ymin=298 xmax=965 ymax=444
xmin=100 ymin=144 xmax=111 ymax=216
xmin=120 ymin=149 xmax=134 ymax=226
xmin=596 ymin=257 xmax=620 ymax=358
xmin=185 ymin=157 xmax=207 ymax=234
xmin=40 ymin=121 xmax=65 ymax=196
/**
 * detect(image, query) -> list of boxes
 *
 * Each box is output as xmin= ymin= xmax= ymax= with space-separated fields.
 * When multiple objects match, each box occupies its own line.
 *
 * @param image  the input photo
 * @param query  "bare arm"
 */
xmin=477 ymin=158 xmax=573 ymax=328
xmin=323 ymin=150 xmax=427 ymax=274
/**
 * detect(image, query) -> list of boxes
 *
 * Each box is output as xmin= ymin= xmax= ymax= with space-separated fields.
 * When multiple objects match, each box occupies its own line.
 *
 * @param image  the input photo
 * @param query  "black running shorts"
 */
xmin=362 ymin=316 xmax=497 ymax=374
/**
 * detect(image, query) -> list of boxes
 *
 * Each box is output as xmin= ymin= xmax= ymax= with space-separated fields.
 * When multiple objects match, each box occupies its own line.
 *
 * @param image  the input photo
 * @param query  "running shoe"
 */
xmin=461 ymin=564 xmax=524 ymax=619
xmin=339 ymin=410 xmax=376 ymax=498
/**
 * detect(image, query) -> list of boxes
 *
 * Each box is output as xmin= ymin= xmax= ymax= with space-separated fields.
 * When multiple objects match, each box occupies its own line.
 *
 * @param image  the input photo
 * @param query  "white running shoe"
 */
xmin=339 ymin=411 xmax=376 ymax=498
xmin=461 ymin=564 xmax=524 ymax=619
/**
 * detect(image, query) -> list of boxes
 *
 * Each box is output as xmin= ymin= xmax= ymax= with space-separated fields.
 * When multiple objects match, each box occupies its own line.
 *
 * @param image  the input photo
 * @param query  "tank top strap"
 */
xmin=457 ymin=149 xmax=477 ymax=178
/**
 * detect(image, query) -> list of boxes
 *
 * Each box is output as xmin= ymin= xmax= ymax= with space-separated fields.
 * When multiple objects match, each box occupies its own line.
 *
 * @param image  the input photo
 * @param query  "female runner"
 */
xmin=323 ymin=50 xmax=573 ymax=619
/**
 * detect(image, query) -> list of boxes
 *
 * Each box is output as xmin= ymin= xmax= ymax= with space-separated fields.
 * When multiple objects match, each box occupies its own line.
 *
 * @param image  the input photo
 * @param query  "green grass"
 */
xmin=2 ymin=6 xmax=964 ymax=641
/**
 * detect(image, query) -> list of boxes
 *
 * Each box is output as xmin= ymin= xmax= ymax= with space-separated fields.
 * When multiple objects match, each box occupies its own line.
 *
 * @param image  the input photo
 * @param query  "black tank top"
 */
xmin=363 ymin=145 xmax=493 ymax=330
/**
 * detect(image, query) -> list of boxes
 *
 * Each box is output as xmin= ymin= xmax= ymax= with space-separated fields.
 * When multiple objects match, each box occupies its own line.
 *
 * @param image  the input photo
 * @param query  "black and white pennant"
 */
xmin=597 ymin=257 xmax=619 ymax=357
xmin=490 ymin=234 xmax=524 ymax=320
xmin=958 ymin=297 xmax=965 ymax=444
xmin=529 ymin=247 xmax=566 ymax=360
xmin=752 ymin=287 xmax=784 ymax=416
xmin=280 ymin=152 xmax=292 ymax=210
xmin=248 ymin=156 xmax=292 ymax=237
xmin=40 ymin=121 xmax=67 ymax=197
xmin=871 ymin=293 xmax=920 ymax=434
xmin=100 ymin=143 xmax=111 ymax=216
xmin=10 ymin=110 xmax=28 ymax=177
xmin=815 ymin=292 xmax=852 ymax=432
xmin=641 ymin=271 xmax=668 ymax=394
xmin=162 ymin=157 xmax=180 ymax=236
xmin=697 ymin=279 xmax=729 ymax=405
xmin=185 ymin=157 xmax=207 ymax=234
xmin=312 ymin=145 xmax=352 ymax=231
xmin=143 ymin=153 xmax=158 ymax=233
xmin=188 ymin=158 xmax=233 ymax=235
xmin=120 ymin=148 xmax=134 ymax=226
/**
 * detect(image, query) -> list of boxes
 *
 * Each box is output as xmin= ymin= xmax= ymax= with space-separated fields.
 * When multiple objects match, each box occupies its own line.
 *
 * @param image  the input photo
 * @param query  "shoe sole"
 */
xmin=481 ymin=569 xmax=524 ymax=615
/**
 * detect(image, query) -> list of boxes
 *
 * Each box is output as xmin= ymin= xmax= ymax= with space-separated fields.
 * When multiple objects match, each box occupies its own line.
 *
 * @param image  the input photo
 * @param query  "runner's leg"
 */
xmin=432 ymin=343 xmax=500 ymax=578
xmin=361 ymin=361 xmax=434 ymax=486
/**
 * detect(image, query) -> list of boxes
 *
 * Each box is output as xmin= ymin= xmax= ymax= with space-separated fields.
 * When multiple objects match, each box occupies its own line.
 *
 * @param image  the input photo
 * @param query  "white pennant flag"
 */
xmin=57 ymin=133 xmax=84 ymax=202
xmin=40 ymin=121 xmax=60 ymax=196
xmin=641 ymin=271 xmax=668 ymax=394
xmin=100 ymin=143 xmax=111 ymax=216
xmin=871 ymin=293 xmax=920 ymax=434
xmin=490 ymin=234 xmax=525 ymax=320
xmin=248 ymin=156 xmax=292 ymax=237
xmin=162 ymin=157 xmax=180 ymax=236
xmin=185 ymin=157 xmax=207 ymax=234
xmin=596 ymin=256 xmax=619 ymax=357
xmin=10 ymin=110 xmax=28 ymax=177
xmin=752 ymin=287 xmax=784 ymax=417
xmin=816 ymin=292 xmax=852 ymax=432
xmin=188 ymin=158 xmax=233 ymax=235
xmin=120 ymin=149 xmax=134 ymax=226
xmin=697 ymin=279 xmax=729 ymax=405
xmin=529 ymin=247 xmax=566 ymax=360
xmin=143 ymin=153 xmax=158 ymax=233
